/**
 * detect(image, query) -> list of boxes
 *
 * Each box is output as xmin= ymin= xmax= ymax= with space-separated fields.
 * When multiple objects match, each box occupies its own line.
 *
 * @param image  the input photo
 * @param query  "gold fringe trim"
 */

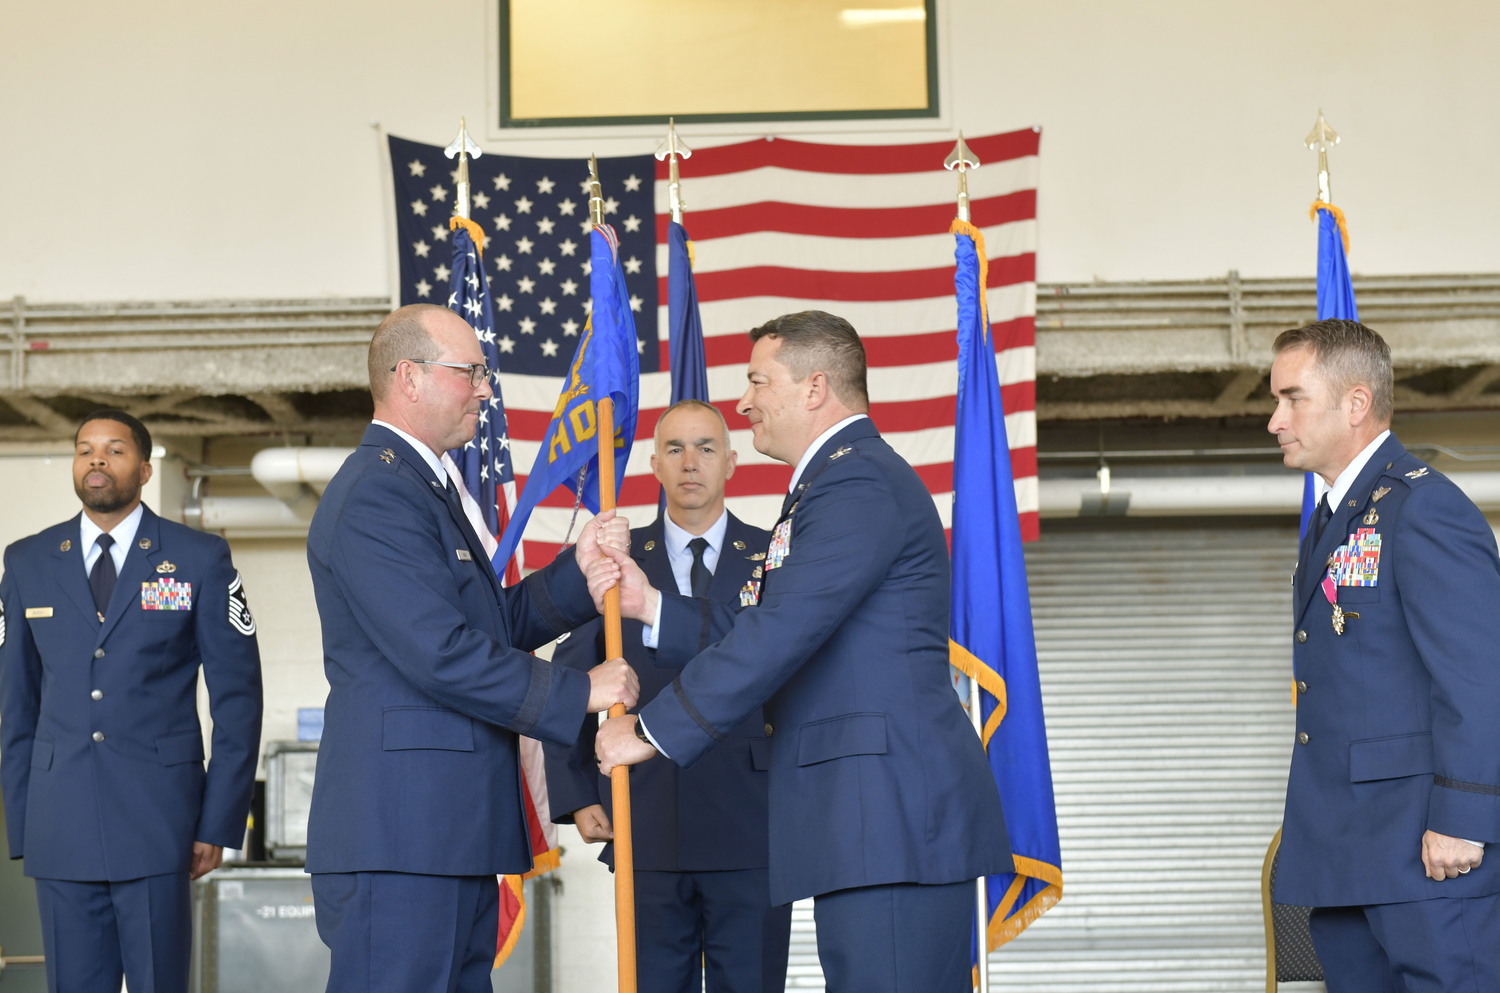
xmin=492 ymin=847 xmax=561 ymax=968
xmin=1309 ymin=201 xmax=1350 ymax=255
xmin=450 ymin=215 xmax=487 ymax=257
xmin=949 ymin=218 xmax=990 ymax=328
xmin=949 ymin=640 xmax=1008 ymax=748
xmin=686 ymin=238 xmax=696 ymax=270
xmin=522 ymin=846 xmax=561 ymax=880
xmin=493 ymin=875 xmax=527 ymax=968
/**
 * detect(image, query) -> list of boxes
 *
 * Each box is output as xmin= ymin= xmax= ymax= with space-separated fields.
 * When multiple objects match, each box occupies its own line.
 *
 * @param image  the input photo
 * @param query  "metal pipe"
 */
xmin=1041 ymin=471 xmax=1500 ymax=517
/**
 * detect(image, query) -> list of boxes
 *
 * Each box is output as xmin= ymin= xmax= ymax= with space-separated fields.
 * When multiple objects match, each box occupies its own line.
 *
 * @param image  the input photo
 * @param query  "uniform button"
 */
xmin=1295 ymin=630 xmax=1308 ymax=644
xmin=1296 ymin=681 xmax=1308 ymax=694
xmin=92 ymin=731 xmax=105 ymax=742
xmin=763 ymin=723 xmax=774 ymax=737
xmin=94 ymin=648 xmax=106 ymax=658
xmin=1297 ymin=731 xmax=1310 ymax=745
xmin=91 ymin=689 xmax=104 ymax=701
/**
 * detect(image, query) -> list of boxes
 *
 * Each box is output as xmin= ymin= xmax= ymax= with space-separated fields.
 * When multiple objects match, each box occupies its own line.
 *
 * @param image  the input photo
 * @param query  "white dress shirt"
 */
xmin=80 ymin=503 xmax=144 ymax=578
xmin=1314 ymin=429 xmax=1392 ymax=515
xmin=661 ymin=510 xmax=729 ymax=597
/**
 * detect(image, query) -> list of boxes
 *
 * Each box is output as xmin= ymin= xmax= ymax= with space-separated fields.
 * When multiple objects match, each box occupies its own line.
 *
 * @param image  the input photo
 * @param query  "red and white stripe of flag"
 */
xmin=502 ymin=129 xmax=1040 ymax=564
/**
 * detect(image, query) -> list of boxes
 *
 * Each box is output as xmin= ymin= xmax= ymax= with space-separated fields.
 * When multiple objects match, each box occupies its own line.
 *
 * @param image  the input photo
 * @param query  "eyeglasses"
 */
xmin=393 ymin=359 xmax=490 ymax=388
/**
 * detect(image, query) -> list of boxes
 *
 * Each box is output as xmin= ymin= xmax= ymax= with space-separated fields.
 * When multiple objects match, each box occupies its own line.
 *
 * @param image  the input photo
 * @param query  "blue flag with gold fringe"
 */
xmin=496 ymin=223 xmax=639 ymax=566
xmin=1301 ymin=203 xmax=1360 ymax=536
xmin=948 ymin=219 xmax=1062 ymax=974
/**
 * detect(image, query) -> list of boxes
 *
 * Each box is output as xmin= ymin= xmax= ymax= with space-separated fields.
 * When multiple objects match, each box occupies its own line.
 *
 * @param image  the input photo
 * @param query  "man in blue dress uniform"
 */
xmin=596 ymin=311 xmax=1012 ymax=993
xmin=303 ymin=304 xmax=639 ymax=993
xmin=1269 ymin=318 xmax=1500 ymax=992
xmin=1 ymin=409 xmax=264 ymax=993
xmin=544 ymin=399 xmax=790 ymax=993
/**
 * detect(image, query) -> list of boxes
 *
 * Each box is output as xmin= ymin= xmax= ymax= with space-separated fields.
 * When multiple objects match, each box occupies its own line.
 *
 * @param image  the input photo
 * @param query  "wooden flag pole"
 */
xmin=590 ymin=150 xmax=636 ymax=993
xmin=597 ymin=394 xmax=636 ymax=993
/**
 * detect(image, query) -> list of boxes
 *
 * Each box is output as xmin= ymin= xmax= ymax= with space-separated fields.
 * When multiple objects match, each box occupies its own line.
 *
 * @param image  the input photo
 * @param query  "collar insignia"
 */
xmin=138 ymin=538 xmax=151 ymax=550
xmin=1404 ymin=467 xmax=1429 ymax=480
xmin=733 ymin=540 xmax=746 ymax=550
xmin=830 ymin=446 xmax=852 ymax=460
xmin=643 ymin=540 xmax=656 ymax=552
xmin=59 ymin=539 xmax=72 ymax=552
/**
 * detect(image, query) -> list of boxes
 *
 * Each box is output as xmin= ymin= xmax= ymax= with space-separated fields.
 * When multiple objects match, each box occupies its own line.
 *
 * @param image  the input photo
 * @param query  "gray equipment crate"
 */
xmin=190 ymin=867 xmax=327 ymax=993
xmin=190 ymin=868 xmax=549 ymax=993
xmin=263 ymin=740 xmax=318 ymax=861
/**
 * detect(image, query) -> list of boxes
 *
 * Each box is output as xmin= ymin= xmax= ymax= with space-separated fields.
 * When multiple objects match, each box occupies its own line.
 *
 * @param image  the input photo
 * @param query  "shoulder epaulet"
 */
xmin=1384 ymin=452 xmax=1433 ymax=485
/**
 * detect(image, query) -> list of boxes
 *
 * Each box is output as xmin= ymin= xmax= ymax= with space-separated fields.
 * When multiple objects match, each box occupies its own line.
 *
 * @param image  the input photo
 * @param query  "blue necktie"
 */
xmin=688 ymin=537 xmax=712 ymax=598
xmin=90 ymin=533 xmax=116 ymax=619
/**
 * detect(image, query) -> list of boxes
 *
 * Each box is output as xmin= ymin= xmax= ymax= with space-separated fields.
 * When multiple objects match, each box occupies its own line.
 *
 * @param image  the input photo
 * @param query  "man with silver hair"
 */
xmin=1269 ymin=317 xmax=1500 ymax=991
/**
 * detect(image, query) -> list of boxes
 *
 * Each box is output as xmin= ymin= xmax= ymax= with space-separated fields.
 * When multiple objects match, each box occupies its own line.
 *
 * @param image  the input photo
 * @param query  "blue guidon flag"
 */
xmin=494 ymin=222 xmax=641 ymax=569
xmin=948 ymin=218 xmax=1062 ymax=978
xmin=1301 ymin=201 xmax=1359 ymax=536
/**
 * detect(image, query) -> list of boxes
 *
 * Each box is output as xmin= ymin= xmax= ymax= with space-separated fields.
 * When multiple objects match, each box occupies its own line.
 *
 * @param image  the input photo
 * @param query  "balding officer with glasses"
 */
xmin=303 ymin=304 xmax=640 ymax=993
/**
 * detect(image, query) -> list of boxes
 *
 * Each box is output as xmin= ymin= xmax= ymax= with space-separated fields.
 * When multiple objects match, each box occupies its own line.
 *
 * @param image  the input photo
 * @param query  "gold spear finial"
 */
xmin=1305 ymin=109 xmax=1340 ymax=205
xmin=444 ymin=117 xmax=483 ymax=220
xmin=654 ymin=118 xmax=694 ymax=225
xmin=944 ymin=132 xmax=981 ymax=222
xmin=588 ymin=154 xmax=604 ymax=228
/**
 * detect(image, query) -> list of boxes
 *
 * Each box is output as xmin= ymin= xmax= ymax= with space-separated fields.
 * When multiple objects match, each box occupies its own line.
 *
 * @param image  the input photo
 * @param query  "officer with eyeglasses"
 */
xmin=304 ymin=303 xmax=640 ymax=993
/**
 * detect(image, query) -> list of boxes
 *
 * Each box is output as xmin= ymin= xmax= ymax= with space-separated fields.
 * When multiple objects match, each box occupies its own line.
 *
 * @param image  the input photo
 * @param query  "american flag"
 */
xmin=442 ymin=219 xmax=523 ymax=583
xmin=391 ymin=129 xmax=1039 ymax=563
xmin=435 ymin=213 xmax=564 ymax=967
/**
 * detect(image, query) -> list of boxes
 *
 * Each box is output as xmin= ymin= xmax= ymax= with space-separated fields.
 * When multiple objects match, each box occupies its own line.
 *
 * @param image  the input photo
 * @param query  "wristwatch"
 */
xmin=633 ymin=718 xmax=656 ymax=752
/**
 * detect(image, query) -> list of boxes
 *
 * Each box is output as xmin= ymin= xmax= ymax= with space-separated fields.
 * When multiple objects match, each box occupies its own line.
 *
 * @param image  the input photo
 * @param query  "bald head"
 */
xmin=369 ymin=304 xmax=494 ymax=455
xmin=368 ymin=304 xmax=446 ymax=403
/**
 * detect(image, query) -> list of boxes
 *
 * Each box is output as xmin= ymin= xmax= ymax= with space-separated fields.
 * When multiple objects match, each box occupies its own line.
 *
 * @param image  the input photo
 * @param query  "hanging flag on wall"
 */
xmin=390 ymin=128 xmax=1040 ymax=565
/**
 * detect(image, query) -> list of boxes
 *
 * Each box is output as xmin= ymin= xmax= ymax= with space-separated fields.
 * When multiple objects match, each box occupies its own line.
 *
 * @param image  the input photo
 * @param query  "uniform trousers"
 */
xmin=811 ymin=880 xmax=973 ymax=993
xmin=311 ymin=871 xmax=500 ymax=993
xmin=34 ymin=872 xmax=191 ymax=993
xmin=1310 ymin=896 xmax=1500 ymax=993
xmin=634 ymin=867 xmax=791 ymax=993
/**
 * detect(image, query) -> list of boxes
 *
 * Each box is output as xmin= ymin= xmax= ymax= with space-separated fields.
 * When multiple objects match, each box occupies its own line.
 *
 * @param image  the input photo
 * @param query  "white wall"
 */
xmin=2 ymin=0 xmax=1497 ymax=304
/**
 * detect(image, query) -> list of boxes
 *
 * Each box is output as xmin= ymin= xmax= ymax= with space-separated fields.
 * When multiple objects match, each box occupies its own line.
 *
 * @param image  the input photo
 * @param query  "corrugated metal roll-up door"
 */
xmin=785 ymin=526 xmax=1305 ymax=992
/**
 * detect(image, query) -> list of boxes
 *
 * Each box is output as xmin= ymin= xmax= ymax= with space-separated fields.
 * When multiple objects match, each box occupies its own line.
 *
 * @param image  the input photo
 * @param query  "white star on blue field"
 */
xmin=390 ymin=134 xmax=659 ymax=376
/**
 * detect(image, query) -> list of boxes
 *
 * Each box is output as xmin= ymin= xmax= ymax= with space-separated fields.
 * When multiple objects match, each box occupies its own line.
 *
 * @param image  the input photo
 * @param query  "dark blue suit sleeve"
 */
xmin=541 ymin=620 xmax=607 ymax=822
xmin=641 ymin=459 xmax=903 ymax=766
xmin=1395 ymin=482 xmax=1500 ymax=842
xmin=326 ymin=472 xmax=590 ymax=746
xmin=191 ymin=541 xmax=264 ymax=849
xmin=0 ymin=549 xmax=40 ymax=860
xmin=654 ymin=595 xmax=735 ymax=664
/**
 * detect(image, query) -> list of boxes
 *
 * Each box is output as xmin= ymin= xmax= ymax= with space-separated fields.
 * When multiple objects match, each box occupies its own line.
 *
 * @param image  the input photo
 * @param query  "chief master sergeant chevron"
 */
xmin=1 ymin=408 xmax=263 ymax=993
xmin=596 ymin=310 xmax=1012 ymax=993
xmin=1269 ymin=318 xmax=1500 ymax=991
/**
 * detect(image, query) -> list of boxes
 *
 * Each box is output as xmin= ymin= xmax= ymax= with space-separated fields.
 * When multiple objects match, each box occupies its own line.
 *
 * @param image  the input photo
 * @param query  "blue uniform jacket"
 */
xmin=0 ymin=506 xmax=263 ymax=881
xmin=1276 ymin=434 xmax=1500 ymax=906
xmin=543 ymin=513 xmax=774 ymax=872
xmin=638 ymin=419 xmax=1013 ymax=906
xmin=304 ymin=424 xmax=595 ymax=877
